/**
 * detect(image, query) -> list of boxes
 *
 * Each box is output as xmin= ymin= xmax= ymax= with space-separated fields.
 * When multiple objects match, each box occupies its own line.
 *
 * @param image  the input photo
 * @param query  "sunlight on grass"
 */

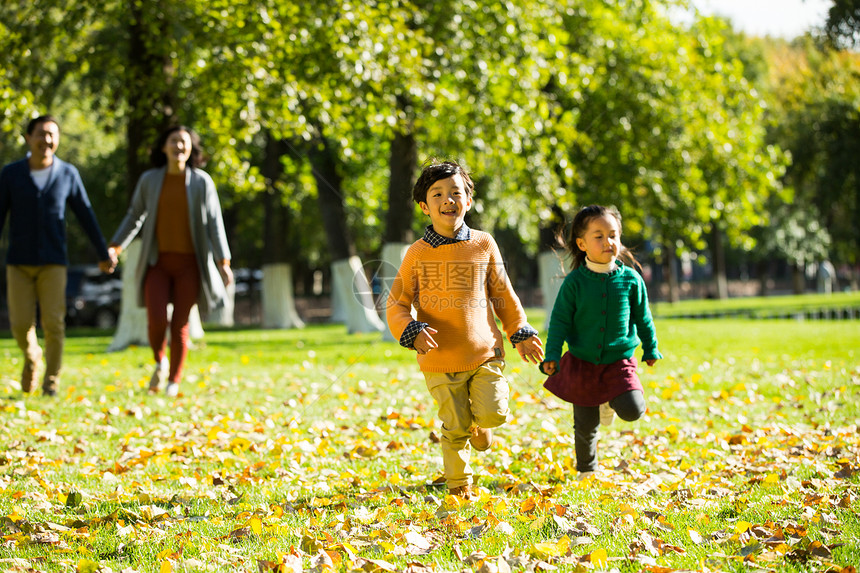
xmin=0 ymin=315 xmax=858 ymax=572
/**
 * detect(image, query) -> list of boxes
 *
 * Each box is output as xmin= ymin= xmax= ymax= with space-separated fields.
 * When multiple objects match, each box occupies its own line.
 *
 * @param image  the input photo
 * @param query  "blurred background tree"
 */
xmin=1 ymin=0 xmax=857 ymax=329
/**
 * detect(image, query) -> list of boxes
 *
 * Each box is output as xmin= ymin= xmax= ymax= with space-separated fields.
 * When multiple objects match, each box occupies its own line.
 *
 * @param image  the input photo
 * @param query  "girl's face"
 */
xmin=162 ymin=130 xmax=193 ymax=168
xmin=576 ymin=214 xmax=622 ymax=264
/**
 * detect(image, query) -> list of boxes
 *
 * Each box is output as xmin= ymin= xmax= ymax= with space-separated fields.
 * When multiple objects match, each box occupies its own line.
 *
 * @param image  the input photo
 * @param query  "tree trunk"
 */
xmin=309 ymin=136 xmax=354 ymax=261
xmin=709 ymin=225 xmax=729 ymax=300
xmin=538 ymin=206 xmax=566 ymax=330
xmin=380 ymin=121 xmax=418 ymax=340
xmin=260 ymin=133 xmax=303 ymax=329
xmin=309 ymin=134 xmax=382 ymax=333
xmin=206 ymin=281 xmax=235 ymax=327
xmin=792 ymin=262 xmax=806 ymax=294
xmin=262 ymin=263 xmax=304 ymax=328
xmin=108 ymin=241 xmax=149 ymax=351
xmin=125 ymin=0 xmax=174 ymax=192
xmin=331 ymin=257 xmax=385 ymax=333
xmin=111 ymin=1 xmax=178 ymax=351
xmin=384 ymin=127 xmax=417 ymax=244
xmin=665 ymin=247 xmax=681 ymax=303
xmin=756 ymin=259 xmax=770 ymax=296
xmin=380 ymin=242 xmax=410 ymax=341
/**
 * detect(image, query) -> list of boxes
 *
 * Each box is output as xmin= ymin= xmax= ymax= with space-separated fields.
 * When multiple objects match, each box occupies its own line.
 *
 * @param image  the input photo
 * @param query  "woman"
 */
xmin=109 ymin=126 xmax=232 ymax=397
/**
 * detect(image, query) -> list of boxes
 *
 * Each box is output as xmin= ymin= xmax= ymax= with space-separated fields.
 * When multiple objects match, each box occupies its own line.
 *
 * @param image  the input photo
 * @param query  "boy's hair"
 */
xmin=150 ymin=125 xmax=204 ymax=168
xmin=412 ymin=160 xmax=474 ymax=204
xmin=566 ymin=204 xmax=639 ymax=270
xmin=27 ymin=115 xmax=60 ymax=135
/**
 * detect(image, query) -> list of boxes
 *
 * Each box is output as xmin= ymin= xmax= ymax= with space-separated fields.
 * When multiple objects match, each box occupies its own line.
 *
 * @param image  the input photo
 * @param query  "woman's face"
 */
xmin=162 ymin=130 xmax=193 ymax=167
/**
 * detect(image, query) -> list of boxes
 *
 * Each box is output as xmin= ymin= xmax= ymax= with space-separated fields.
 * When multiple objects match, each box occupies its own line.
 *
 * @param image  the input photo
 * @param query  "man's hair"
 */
xmin=412 ymin=160 xmax=474 ymax=204
xmin=150 ymin=125 xmax=204 ymax=168
xmin=27 ymin=115 xmax=60 ymax=135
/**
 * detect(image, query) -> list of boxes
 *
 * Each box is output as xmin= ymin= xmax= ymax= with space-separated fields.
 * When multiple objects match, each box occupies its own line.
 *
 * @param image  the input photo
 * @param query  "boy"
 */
xmin=386 ymin=160 xmax=544 ymax=499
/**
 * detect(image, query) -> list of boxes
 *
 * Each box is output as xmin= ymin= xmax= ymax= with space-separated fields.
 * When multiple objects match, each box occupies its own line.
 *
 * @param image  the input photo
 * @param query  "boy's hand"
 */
xmin=413 ymin=327 xmax=439 ymax=355
xmin=515 ymin=335 xmax=544 ymax=364
xmin=540 ymin=360 xmax=558 ymax=375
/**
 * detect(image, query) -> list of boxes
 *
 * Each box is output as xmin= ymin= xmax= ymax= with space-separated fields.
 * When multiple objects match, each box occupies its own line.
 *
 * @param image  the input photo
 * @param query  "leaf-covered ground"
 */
xmin=1 ymin=318 xmax=858 ymax=572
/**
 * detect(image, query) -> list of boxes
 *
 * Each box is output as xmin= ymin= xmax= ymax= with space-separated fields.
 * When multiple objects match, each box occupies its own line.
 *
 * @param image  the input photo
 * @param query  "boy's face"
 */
xmin=419 ymin=173 xmax=473 ymax=238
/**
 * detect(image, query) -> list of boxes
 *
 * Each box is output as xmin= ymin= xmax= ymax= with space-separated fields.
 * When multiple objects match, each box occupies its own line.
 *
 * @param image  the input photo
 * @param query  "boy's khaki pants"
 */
xmin=424 ymin=359 xmax=510 ymax=490
xmin=7 ymin=264 xmax=67 ymax=391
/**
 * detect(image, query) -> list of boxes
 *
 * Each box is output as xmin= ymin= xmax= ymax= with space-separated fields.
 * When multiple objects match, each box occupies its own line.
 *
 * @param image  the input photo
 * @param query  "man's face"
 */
xmin=25 ymin=121 xmax=60 ymax=165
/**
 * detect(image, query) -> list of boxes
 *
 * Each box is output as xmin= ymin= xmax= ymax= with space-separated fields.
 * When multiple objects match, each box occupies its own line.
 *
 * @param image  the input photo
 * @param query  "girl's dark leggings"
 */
xmin=573 ymin=390 xmax=646 ymax=472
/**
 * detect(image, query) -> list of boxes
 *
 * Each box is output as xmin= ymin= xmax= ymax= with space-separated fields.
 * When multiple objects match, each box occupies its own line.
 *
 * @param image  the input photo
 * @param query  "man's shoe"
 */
xmin=20 ymin=349 xmax=41 ymax=393
xmin=42 ymin=374 xmax=59 ymax=397
xmin=469 ymin=426 xmax=493 ymax=451
xmin=448 ymin=484 xmax=473 ymax=499
xmin=149 ymin=359 xmax=168 ymax=394
xmin=599 ymin=402 xmax=615 ymax=426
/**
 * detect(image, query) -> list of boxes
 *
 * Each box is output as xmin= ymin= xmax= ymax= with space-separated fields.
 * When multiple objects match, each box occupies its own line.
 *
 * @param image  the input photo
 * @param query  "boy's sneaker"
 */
xmin=165 ymin=382 xmax=179 ymax=397
xmin=469 ymin=426 xmax=493 ymax=451
xmin=149 ymin=359 xmax=168 ymax=394
xmin=448 ymin=484 xmax=474 ymax=499
xmin=599 ymin=402 xmax=615 ymax=426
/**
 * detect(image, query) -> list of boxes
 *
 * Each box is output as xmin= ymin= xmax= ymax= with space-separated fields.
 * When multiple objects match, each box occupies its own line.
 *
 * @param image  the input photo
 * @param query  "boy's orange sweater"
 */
xmin=386 ymin=230 xmax=529 ymax=373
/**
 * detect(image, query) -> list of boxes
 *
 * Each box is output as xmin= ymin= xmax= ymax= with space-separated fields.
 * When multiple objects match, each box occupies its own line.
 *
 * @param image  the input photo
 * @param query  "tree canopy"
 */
xmin=1 ymin=0 xmax=855 ymax=293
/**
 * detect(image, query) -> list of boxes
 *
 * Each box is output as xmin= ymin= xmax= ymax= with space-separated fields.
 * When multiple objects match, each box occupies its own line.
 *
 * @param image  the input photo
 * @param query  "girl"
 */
xmin=540 ymin=205 xmax=661 ymax=478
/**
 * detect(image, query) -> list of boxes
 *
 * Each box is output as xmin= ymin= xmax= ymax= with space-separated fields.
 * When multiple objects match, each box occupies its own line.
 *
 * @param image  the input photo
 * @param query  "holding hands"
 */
xmin=99 ymin=246 xmax=120 ymax=274
xmin=516 ymin=335 xmax=544 ymax=364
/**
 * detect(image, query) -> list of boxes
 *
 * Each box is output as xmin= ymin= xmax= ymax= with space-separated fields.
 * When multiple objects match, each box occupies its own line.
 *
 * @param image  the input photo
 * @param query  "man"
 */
xmin=0 ymin=115 xmax=116 ymax=396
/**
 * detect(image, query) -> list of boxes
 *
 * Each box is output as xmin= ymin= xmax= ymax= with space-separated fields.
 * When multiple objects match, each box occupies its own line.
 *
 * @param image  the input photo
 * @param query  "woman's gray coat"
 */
xmin=110 ymin=166 xmax=231 ymax=315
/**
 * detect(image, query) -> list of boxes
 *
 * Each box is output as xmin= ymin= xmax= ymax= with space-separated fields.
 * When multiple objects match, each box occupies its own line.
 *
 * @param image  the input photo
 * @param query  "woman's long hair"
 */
xmin=150 ymin=125 xmax=204 ymax=168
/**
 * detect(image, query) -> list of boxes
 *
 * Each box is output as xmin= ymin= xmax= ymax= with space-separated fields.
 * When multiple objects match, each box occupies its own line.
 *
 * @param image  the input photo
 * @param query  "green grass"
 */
xmin=651 ymin=291 xmax=860 ymax=318
xmin=0 ymin=313 xmax=858 ymax=572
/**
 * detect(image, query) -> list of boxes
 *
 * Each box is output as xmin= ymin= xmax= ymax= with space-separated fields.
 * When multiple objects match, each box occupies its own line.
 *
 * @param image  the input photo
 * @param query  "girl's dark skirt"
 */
xmin=543 ymin=352 xmax=642 ymax=407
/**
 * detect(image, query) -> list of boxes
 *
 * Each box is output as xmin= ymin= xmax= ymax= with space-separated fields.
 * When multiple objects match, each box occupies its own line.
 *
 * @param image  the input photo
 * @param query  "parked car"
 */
xmin=66 ymin=265 xmax=123 ymax=329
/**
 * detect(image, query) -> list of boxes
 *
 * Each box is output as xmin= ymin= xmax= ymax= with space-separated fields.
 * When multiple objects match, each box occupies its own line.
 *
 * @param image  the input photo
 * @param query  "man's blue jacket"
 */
xmin=0 ymin=156 xmax=110 ymax=265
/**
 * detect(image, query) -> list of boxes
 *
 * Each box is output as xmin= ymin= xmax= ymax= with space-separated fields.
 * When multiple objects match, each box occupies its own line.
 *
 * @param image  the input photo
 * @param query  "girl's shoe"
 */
xmin=599 ymin=402 xmax=615 ymax=426
xmin=165 ymin=382 xmax=179 ymax=397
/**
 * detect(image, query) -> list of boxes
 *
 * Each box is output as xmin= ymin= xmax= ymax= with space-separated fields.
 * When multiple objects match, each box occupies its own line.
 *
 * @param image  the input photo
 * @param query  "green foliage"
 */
xmin=762 ymin=36 xmax=860 ymax=266
xmin=1 ymin=0 xmax=854 ymax=278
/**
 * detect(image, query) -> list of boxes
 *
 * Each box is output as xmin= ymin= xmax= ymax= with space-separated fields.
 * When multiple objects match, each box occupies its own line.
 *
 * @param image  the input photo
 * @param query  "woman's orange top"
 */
xmin=155 ymin=173 xmax=195 ymax=254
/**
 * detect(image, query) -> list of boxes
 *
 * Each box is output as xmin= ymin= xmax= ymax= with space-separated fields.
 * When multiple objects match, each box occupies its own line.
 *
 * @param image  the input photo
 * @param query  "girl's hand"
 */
xmin=516 ymin=335 xmax=544 ymax=364
xmin=645 ymin=359 xmax=657 ymax=367
xmin=413 ymin=327 xmax=439 ymax=355
xmin=540 ymin=360 xmax=558 ymax=375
